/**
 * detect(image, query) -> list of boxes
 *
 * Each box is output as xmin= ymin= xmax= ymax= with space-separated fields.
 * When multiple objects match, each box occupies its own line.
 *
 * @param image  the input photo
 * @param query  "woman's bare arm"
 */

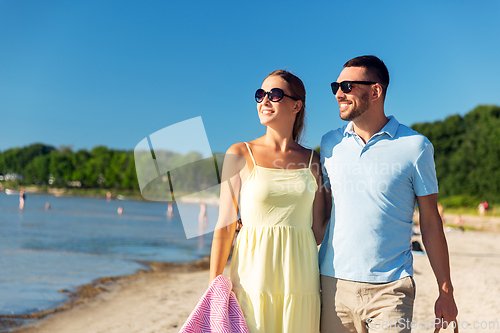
xmin=310 ymin=152 xmax=331 ymax=245
xmin=209 ymin=144 xmax=245 ymax=283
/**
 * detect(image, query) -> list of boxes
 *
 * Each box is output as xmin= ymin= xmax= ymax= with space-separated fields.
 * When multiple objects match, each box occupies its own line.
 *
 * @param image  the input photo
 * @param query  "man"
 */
xmin=319 ymin=55 xmax=458 ymax=333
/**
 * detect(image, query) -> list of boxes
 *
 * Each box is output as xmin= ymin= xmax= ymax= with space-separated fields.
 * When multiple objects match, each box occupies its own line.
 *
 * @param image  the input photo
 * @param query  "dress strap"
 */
xmin=308 ymin=149 xmax=314 ymax=168
xmin=244 ymin=142 xmax=257 ymax=167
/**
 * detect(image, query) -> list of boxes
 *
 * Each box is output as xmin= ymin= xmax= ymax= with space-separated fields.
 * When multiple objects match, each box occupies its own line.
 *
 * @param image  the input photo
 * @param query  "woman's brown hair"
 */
xmin=265 ymin=70 xmax=306 ymax=143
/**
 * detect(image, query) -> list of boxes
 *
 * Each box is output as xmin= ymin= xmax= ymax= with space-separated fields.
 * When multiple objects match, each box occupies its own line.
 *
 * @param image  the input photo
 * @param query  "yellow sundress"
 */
xmin=230 ymin=142 xmax=320 ymax=333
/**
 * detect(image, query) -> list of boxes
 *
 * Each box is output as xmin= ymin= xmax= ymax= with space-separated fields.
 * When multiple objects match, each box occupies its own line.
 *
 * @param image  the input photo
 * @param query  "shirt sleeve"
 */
xmin=413 ymin=142 xmax=439 ymax=196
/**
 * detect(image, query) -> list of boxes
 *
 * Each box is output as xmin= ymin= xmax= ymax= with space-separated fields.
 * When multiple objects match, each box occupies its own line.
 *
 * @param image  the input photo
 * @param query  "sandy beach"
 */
xmin=9 ymin=214 xmax=500 ymax=333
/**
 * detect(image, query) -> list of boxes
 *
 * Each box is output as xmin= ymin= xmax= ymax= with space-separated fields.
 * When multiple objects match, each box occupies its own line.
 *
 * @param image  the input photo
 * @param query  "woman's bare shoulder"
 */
xmin=311 ymin=149 xmax=321 ymax=163
xmin=226 ymin=142 xmax=248 ymax=156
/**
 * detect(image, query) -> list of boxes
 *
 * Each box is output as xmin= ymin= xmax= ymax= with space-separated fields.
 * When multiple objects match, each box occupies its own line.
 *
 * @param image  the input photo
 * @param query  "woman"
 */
xmin=210 ymin=70 xmax=329 ymax=333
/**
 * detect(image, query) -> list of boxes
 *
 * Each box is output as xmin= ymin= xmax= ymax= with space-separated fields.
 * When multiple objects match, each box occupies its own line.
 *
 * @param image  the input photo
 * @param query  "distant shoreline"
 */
xmin=3 ymin=186 xmax=220 ymax=205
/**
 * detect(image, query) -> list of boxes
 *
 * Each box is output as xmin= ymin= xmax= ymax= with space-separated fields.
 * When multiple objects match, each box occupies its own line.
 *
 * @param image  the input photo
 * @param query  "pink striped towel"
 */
xmin=179 ymin=275 xmax=249 ymax=333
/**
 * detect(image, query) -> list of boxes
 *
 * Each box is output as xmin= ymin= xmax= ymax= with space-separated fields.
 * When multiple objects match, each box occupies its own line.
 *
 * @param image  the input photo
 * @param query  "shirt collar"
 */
xmin=344 ymin=122 xmax=355 ymax=136
xmin=379 ymin=116 xmax=399 ymax=138
xmin=343 ymin=115 xmax=399 ymax=138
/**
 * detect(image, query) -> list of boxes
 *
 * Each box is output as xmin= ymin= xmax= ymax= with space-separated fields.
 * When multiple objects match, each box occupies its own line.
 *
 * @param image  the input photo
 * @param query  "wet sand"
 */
xmin=7 ymin=215 xmax=500 ymax=333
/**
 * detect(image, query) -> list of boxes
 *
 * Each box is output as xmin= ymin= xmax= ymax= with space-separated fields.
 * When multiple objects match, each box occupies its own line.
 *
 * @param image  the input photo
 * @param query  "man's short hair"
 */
xmin=344 ymin=55 xmax=389 ymax=95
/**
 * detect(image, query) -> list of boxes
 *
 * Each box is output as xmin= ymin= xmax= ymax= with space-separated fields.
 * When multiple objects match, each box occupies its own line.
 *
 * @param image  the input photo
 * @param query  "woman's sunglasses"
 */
xmin=331 ymin=81 xmax=377 ymax=94
xmin=255 ymin=88 xmax=299 ymax=103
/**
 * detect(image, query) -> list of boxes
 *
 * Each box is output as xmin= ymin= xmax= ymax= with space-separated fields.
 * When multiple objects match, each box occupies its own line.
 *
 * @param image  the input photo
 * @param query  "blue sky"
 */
xmin=1 ymin=1 xmax=499 ymax=154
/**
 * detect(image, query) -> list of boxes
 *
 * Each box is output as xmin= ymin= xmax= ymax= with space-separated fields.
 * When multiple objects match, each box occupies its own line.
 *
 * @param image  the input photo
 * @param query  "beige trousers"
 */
xmin=320 ymin=275 xmax=415 ymax=333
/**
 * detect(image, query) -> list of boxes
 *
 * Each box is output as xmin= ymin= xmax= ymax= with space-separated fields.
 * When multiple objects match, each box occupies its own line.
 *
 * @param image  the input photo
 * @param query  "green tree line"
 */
xmin=0 ymin=144 xmax=222 ymax=197
xmin=412 ymin=105 xmax=500 ymax=204
xmin=0 ymin=145 xmax=139 ymax=190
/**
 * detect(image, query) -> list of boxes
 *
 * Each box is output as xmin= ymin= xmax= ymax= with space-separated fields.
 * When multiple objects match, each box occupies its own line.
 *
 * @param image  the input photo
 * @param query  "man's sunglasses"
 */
xmin=255 ymin=88 xmax=299 ymax=103
xmin=331 ymin=81 xmax=377 ymax=94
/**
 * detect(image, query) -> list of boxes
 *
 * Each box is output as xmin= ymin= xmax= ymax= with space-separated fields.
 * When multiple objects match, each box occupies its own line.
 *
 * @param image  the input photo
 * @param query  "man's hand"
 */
xmin=435 ymin=292 xmax=458 ymax=329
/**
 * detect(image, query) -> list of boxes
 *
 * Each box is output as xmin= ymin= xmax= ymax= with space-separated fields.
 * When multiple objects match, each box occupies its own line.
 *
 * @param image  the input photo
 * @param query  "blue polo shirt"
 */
xmin=319 ymin=116 xmax=438 ymax=283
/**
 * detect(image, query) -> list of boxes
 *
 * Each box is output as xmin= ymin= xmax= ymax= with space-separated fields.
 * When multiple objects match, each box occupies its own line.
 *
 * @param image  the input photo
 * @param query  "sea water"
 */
xmin=0 ymin=192 xmax=218 ymax=315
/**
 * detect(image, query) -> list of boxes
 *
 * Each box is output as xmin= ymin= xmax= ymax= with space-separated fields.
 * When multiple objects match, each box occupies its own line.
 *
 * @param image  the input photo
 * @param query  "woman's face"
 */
xmin=257 ymin=75 xmax=300 ymax=127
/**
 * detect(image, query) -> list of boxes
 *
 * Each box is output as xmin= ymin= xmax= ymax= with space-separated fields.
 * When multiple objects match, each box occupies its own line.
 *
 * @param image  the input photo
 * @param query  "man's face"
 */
xmin=334 ymin=66 xmax=372 ymax=122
